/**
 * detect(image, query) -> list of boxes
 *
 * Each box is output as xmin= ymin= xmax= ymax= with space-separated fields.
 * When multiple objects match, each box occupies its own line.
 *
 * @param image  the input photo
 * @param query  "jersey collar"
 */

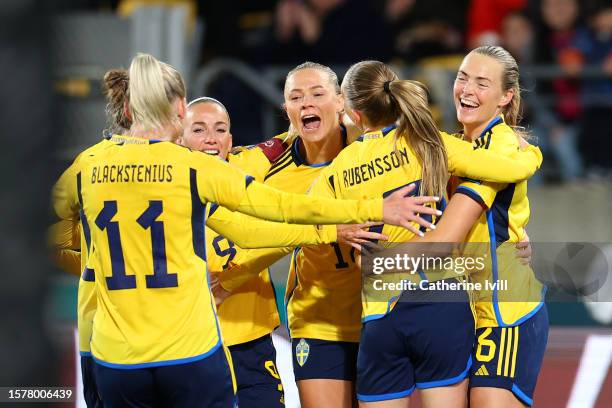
xmin=292 ymin=125 xmax=347 ymax=168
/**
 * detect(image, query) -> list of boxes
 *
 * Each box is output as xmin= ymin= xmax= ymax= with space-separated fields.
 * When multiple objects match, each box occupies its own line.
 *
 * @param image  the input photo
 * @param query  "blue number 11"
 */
xmin=95 ymin=200 xmax=178 ymax=290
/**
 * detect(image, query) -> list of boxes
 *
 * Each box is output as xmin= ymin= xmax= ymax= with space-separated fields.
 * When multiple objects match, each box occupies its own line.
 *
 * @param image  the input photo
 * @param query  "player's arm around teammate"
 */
xmin=449 ymin=47 xmax=548 ymax=408
xmin=51 ymin=53 xmax=439 ymax=408
xmin=328 ymin=59 xmax=542 ymax=408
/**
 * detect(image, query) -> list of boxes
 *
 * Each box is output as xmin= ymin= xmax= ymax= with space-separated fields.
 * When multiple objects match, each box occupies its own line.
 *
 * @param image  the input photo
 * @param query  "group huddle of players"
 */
xmin=49 ymin=47 xmax=548 ymax=408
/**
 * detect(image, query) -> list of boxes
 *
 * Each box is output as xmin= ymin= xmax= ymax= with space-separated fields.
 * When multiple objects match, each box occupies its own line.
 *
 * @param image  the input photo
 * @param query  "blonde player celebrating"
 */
xmin=216 ymin=62 xmax=543 ymax=407
xmin=51 ymin=53 xmax=435 ymax=408
xmin=451 ymin=46 xmax=548 ymax=408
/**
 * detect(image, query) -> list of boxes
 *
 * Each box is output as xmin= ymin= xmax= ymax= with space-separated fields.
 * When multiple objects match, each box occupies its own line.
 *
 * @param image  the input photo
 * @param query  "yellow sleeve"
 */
xmin=227 ymin=147 xmax=271 ymax=182
xmin=218 ymin=246 xmax=293 ymax=292
xmin=442 ymin=132 xmax=542 ymax=183
xmin=193 ymin=152 xmax=383 ymax=224
xmin=52 ymin=159 xmax=82 ymax=221
xmin=217 ymin=167 xmax=340 ymax=292
xmin=206 ymin=204 xmax=337 ymax=248
xmin=47 ymin=219 xmax=82 ymax=277
xmin=52 ymin=249 xmax=82 ymax=277
xmin=47 ymin=219 xmax=80 ymax=250
xmin=455 ymin=180 xmax=503 ymax=209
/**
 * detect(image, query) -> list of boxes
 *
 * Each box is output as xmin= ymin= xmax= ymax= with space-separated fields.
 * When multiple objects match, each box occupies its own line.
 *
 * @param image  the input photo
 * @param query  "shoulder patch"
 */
xmin=257 ymin=138 xmax=288 ymax=163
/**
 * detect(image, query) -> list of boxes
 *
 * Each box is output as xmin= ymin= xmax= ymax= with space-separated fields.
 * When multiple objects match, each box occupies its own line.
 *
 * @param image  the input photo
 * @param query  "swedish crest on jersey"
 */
xmin=295 ymin=338 xmax=310 ymax=367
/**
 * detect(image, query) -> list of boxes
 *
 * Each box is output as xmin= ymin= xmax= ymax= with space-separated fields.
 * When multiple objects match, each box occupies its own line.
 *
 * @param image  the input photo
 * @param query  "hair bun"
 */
xmin=102 ymin=69 xmax=129 ymax=99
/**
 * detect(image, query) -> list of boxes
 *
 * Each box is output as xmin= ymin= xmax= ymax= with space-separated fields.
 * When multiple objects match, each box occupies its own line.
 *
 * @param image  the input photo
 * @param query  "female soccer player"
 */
xmin=452 ymin=46 xmax=548 ymax=408
xmin=51 ymin=53 xmax=433 ymax=408
xmin=49 ymin=68 xmax=131 ymax=408
xmin=215 ymin=62 xmax=543 ymax=408
xmin=333 ymin=53 xmax=543 ymax=408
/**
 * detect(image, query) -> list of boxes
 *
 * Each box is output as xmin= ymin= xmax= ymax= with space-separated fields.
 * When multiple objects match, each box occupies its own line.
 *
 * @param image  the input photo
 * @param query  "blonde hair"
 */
xmin=285 ymin=61 xmax=341 ymax=95
xmin=102 ymin=69 xmax=131 ymax=134
xmin=342 ymin=60 xmax=448 ymax=197
xmin=128 ymin=53 xmax=186 ymax=134
xmin=283 ymin=62 xmax=343 ymax=143
xmin=471 ymin=45 xmax=524 ymax=129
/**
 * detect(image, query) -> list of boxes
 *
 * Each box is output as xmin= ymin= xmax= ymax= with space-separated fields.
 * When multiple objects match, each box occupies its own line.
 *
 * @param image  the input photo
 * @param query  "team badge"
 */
xmin=295 ymin=338 xmax=310 ymax=367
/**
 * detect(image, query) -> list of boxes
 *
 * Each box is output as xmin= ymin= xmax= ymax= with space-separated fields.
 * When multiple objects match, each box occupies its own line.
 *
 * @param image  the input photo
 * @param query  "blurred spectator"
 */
xmin=467 ymin=0 xmax=526 ymax=48
xmin=199 ymin=1 xmax=277 ymax=64
xmin=502 ymin=11 xmax=535 ymax=63
xmin=380 ymin=0 xmax=468 ymax=63
xmin=533 ymin=0 xmax=584 ymax=181
xmin=572 ymin=2 xmax=612 ymax=172
xmin=198 ymin=1 xmax=279 ymax=146
xmin=274 ymin=0 xmax=392 ymax=64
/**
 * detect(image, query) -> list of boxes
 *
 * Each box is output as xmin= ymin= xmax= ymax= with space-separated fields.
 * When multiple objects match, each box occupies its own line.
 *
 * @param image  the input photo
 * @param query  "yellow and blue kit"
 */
xmin=205 ymin=136 xmax=294 ymax=408
xmin=51 ymin=134 xmax=329 ymax=407
xmin=51 ymin=134 xmax=384 ymax=369
xmin=221 ymin=126 xmax=543 ymax=384
xmin=453 ymin=117 xmax=548 ymax=407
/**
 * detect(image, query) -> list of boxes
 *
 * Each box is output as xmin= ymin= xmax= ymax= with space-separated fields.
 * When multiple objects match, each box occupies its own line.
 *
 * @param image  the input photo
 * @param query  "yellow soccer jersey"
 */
xmin=220 ymin=126 xmax=543 ymax=340
xmin=206 ymin=207 xmax=279 ymax=347
xmin=207 ymin=137 xmax=332 ymax=347
xmin=51 ymin=136 xmax=120 ymax=354
xmin=295 ymin=125 xmax=443 ymax=340
xmin=52 ymin=135 xmax=382 ymax=367
xmin=214 ymin=134 xmax=342 ymax=342
xmin=304 ymin=124 xmax=543 ymax=332
xmin=453 ymin=117 xmax=544 ymax=329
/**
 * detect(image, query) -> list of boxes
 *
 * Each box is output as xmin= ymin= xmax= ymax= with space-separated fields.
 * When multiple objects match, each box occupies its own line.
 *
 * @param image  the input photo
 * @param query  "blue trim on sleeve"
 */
xmin=245 ymin=175 xmax=255 ymax=188
xmin=511 ymin=383 xmax=534 ymax=406
xmin=82 ymin=267 xmax=95 ymax=282
xmin=357 ymin=385 xmax=415 ymax=402
xmin=92 ymin=341 xmax=222 ymax=370
xmin=455 ymin=185 xmax=486 ymax=207
xmin=80 ymin=351 xmax=92 ymax=357
xmin=208 ymin=203 xmax=219 ymax=217
xmin=416 ymin=356 xmax=472 ymax=389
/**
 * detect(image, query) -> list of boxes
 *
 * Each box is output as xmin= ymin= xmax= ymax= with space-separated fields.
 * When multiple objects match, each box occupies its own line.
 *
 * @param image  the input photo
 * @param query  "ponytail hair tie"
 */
xmin=383 ymin=81 xmax=392 ymax=93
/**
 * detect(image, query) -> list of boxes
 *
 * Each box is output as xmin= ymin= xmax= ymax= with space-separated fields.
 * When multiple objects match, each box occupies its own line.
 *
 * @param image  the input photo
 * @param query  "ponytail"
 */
xmin=342 ymin=61 xmax=448 ymax=197
xmin=128 ymin=53 xmax=186 ymax=135
xmin=102 ymin=68 xmax=131 ymax=134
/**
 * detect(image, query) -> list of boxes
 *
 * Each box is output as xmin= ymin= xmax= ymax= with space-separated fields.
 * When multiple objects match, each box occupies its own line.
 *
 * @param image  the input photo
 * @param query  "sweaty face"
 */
xmin=284 ymin=68 xmax=343 ymax=144
xmin=182 ymin=102 xmax=232 ymax=159
xmin=453 ymin=53 xmax=512 ymax=138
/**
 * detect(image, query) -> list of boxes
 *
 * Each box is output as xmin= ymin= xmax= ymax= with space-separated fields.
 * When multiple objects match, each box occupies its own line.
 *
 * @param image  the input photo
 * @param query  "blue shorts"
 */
xmin=229 ymin=334 xmax=284 ymax=408
xmin=469 ymin=304 xmax=549 ymax=407
xmin=357 ymin=282 xmax=474 ymax=402
xmin=81 ymin=355 xmax=102 ymax=407
xmin=292 ymin=338 xmax=358 ymax=381
xmin=94 ymin=344 xmax=235 ymax=408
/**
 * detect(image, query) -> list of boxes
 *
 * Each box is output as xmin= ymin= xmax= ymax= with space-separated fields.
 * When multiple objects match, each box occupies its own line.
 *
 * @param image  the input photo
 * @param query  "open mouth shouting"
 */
xmin=301 ymin=114 xmax=322 ymax=133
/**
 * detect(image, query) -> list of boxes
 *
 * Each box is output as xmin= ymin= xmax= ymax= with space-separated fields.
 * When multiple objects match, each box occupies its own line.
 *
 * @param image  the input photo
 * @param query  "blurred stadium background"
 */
xmin=0 ymin=0 xmax=610 ymax=406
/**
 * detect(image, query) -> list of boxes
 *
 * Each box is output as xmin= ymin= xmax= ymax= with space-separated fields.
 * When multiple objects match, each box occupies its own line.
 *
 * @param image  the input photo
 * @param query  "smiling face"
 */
xmin=284 ymin=68 xmax=343 ymax=144
xmin=181 ymin=102 xmax=232 ymax=159
xmin=453 ymin=52 xmax=513 ymax=139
